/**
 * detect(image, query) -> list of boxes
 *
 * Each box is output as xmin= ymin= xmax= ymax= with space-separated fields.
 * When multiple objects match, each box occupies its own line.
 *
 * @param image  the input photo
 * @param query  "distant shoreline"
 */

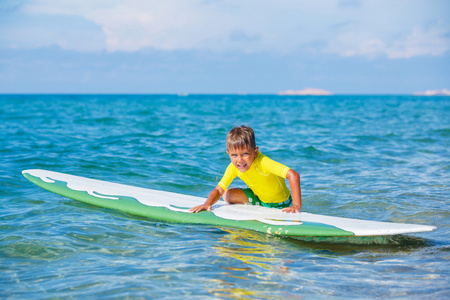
xmin=413 ymin=89 xmax=450 ymax=96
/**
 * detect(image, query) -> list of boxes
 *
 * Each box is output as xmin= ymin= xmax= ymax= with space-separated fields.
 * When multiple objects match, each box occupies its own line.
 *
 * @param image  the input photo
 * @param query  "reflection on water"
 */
xmin=214 ymin=228 xmax=286 ymax=270
xmin=209 ymin=228 xmax=294 ymax=299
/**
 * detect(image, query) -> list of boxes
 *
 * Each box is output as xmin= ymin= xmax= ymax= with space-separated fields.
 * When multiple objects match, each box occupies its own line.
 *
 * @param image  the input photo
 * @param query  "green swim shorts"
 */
xmin=242 ymin=188 xmax=292 ymax=209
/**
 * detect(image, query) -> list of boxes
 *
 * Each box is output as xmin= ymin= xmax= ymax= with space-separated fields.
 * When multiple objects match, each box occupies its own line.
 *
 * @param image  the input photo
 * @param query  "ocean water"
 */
xmin=1 ymin=94 xmax=449 ymax=299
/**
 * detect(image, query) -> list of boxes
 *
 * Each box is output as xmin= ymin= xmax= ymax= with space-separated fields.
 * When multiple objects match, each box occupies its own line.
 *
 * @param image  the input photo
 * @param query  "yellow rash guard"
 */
xmin=218 ymin=152 xmax=291 ymax=203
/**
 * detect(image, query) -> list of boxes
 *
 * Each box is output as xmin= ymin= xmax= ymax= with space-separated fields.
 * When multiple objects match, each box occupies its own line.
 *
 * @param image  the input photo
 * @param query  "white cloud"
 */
xmin=327 ymin=23 xmax=450 ymax=59
xmin=386 ymin=24 xmax=450 ymax=58
xmin=3 ymin=0 xmax=449 ymax=59
xmin=21 ymin=0 xmax=266 ymax=52
xmin=326 ymin=32 xmax=386 ymax=58
xmin=79 ymin=1 xmax=331 ymax=53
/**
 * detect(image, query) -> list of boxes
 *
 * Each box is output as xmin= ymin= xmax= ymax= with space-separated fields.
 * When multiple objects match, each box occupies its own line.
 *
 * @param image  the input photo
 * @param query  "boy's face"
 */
xmin=227 ymin=146 xmax=259 ymax=173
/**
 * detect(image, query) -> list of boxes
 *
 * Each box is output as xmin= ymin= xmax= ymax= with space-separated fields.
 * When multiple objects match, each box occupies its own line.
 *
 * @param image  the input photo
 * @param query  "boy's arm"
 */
xmin=282 ymin=169 xmax=301 ymax=213
xmin=189 ymin=185 xmax=225 ymax=213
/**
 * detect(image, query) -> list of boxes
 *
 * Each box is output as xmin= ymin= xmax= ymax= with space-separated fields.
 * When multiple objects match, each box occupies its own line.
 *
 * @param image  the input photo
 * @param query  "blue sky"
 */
xmin=0 ymin=0 xmax=449 ymax=94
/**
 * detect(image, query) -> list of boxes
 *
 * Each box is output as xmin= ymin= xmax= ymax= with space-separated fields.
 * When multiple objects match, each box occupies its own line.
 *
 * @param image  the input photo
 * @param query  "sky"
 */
xmin=0 ymin=0 xmax=449 ymax=94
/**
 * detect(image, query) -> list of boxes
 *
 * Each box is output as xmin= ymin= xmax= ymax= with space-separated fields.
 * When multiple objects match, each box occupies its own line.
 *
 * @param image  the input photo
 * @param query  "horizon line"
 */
xmin=1 ymin=92 xmax=448 ymax=96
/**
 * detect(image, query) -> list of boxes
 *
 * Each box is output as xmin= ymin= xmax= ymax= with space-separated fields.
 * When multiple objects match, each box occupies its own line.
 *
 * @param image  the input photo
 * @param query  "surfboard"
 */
xmin=22 ymin=169 xmax=436 ymax=239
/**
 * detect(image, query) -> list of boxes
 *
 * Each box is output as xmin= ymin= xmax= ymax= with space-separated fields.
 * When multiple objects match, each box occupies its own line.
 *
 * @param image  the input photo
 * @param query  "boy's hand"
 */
xmin=281 ymin=205 xmax=300 ymax=214
xmin=189 ymin=204 xmax=212 ymax=213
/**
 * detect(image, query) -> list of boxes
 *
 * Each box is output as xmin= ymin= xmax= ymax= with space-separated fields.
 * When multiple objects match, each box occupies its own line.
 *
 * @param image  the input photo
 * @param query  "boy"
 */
xmin=189 ymin=126 xmax=301 ymax=214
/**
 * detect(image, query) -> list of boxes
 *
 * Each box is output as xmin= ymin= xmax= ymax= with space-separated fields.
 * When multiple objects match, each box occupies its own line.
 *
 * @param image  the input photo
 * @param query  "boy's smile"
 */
xmin=227 ymin=147 xmax=259 ymax=173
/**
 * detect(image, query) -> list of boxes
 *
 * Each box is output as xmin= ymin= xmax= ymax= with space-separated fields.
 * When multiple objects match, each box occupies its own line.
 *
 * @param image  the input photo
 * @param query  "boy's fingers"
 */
xmin=282 ymin=207 xmax=299 ymax=213
xmin=189 ymin=205 xmax=211 ymax=213
xmin=189 ymin=206 xmax=201 ymax=213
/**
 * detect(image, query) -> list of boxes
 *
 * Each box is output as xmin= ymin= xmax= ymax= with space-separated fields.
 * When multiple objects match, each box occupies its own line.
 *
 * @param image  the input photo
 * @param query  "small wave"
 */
xmin=433 ymin=128 xmax=450 ymax=137
xmin=301 ymin=146 xmax=326 ymax=158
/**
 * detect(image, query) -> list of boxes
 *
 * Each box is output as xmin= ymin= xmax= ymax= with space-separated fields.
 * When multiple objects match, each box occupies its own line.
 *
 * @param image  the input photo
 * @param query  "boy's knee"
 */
xmin=223 ymin=189 xmax=231 ymax=203
xmin=223 ymin=188 xmax=248 ymax=205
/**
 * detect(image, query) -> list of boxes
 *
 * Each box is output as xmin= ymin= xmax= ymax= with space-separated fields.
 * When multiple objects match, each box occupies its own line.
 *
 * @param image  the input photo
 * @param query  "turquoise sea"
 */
xmin=1 ymin=94 xmax=449 ymax=299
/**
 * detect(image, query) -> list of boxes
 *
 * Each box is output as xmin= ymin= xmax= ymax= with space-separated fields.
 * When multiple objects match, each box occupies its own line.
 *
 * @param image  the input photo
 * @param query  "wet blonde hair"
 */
xmin=226 ymin=126 xmax=256 ymax=151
